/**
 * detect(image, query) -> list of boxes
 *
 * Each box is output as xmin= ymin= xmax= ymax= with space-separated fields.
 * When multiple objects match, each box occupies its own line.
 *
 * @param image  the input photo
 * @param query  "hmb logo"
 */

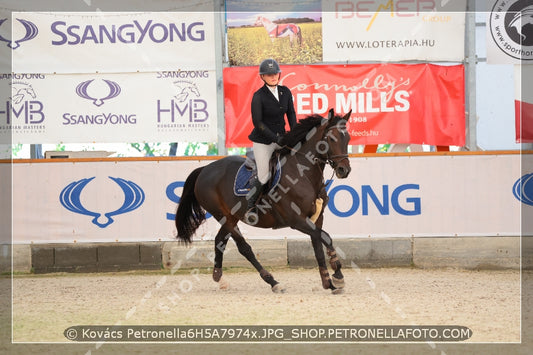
xmin=157 ymin=80 xmax=208 ymax=123
xmin=0 ymin=81 xmax=45 ymax=125
xmin=0 ymin=18 xmax=38 ymax=49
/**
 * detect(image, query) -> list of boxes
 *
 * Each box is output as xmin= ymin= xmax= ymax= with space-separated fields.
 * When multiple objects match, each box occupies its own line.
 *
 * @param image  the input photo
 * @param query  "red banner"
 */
xmin=515 ymin=100 xmax=533 ymax=143
xmin=224 ymin=64 xmax=465 ymax=147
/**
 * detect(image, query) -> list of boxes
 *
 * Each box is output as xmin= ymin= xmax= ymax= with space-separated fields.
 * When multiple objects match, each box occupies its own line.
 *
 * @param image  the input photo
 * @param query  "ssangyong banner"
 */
xmin=11 ymin=12 xmax=215 ymax=73
xmin=322 ymin=1 xmax=466 ymax=62
xmin=0 ymin=9 xmax=12 ymax=73
xmin=10 ymin=153 xmax=525 ymax=244
xmin=3 ymin=71 xmax=217 ymax=144
xmin=224 ymin=64 xmax=465 ymax=147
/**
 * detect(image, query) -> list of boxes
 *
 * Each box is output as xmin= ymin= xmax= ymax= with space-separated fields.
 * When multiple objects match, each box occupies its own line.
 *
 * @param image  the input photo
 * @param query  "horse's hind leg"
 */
xmin=229 ymin=226 xmax=285 ymax=293
xmin=212 ymin=226 xmax=231 ymax=289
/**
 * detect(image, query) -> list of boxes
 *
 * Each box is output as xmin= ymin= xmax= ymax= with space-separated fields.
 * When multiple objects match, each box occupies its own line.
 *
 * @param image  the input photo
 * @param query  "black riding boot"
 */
xmin=245 ymin=179 xmax=264 ymax=224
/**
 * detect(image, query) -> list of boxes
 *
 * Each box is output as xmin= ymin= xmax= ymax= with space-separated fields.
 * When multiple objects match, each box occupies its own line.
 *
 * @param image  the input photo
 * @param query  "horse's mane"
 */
xmin=282 ymin=114 xmax=342 ymax=148
xmin=282 ymin=115 xmax=323 ymax=148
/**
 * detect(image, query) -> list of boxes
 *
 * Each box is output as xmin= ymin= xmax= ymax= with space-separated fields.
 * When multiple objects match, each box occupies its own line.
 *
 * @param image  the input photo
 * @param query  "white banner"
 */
xmin=2 ymin=70 xmax=217 ymax=144
xmin=322 ymin=2 xmax=466 ymax=62
xmin=0 ymin=9 xmax=12 ymax=73
xmin=12 ymin=12 xmax=215 ymax=73
xmin=11 ymin=153 xmax=528 ymax=244
xmin=487 ymin=0 xmax=533 ymax=64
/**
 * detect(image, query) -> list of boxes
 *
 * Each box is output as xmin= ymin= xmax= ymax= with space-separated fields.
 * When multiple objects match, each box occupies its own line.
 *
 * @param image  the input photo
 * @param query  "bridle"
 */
xmin=321 ymin=121 xmax=349 ymax=169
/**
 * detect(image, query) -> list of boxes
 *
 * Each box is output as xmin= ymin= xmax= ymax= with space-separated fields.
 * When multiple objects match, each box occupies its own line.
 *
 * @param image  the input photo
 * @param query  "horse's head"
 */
xmin=322 ymin=109 xmax=352 ymax=179
xmin=281 ymin=109 xmax=352 ymax=178
xmin=24 ymin=86 xmax=36 ymax=99
xmin=254 ymin=16 xmax=264 ymax=26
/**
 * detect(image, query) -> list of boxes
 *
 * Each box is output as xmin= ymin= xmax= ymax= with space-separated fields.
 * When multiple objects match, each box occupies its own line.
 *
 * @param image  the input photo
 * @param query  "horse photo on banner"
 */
xmin=225 ymin=0 xmax=322 ymax=65
xmin=254 ymin=16 xmax=302 ymax=45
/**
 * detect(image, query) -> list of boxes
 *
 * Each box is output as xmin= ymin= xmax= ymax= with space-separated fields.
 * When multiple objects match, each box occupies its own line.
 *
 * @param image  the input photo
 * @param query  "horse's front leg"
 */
xmin=318 ymin=228 xmax=345 ymax=290
xmin=308 ymin=231 xmax=332 ymax=290
xmin=311 ymin=193 xmax=344 ymax=290
xmin=326 ymin=247 xmax=345 ymax=289
xmin=310 ymin=230 xmax=344 ymax=293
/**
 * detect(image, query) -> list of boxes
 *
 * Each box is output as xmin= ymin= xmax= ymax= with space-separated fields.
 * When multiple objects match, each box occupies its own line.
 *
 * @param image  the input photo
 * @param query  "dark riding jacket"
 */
xmin=249 ymin=84 xmax=297 ymax=144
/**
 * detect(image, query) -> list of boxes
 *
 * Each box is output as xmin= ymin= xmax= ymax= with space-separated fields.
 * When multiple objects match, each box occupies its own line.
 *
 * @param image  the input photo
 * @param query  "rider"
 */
xmin=246 ymin=58 xmax=297 ymax=221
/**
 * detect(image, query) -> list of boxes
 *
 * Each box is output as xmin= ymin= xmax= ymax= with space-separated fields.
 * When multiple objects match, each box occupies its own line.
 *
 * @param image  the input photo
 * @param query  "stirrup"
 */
xmin=244 ymin=179 xmax=262 ymax=223
xmin=244 ymin=207 xmax=259 ymax=225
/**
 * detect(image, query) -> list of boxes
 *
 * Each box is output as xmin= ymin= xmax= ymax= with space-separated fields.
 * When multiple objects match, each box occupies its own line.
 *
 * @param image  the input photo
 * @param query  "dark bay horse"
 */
xmin=175 ymin=109 xmax=352 ymax=294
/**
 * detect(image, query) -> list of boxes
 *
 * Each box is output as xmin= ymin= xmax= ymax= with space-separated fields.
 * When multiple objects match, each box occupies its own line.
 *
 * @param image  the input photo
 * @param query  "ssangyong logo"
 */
xmin=513 ymin=173 xmax=533 ymax=206
xmin=60 ymin=176 xmax=145 ymax=228
xmin=0 ymin=18 xmax=38 ymax=49
xmin=76 ymin=79 xmax=121 ymax=106
xmin=490 ymin=0 xmax=533 ymax=61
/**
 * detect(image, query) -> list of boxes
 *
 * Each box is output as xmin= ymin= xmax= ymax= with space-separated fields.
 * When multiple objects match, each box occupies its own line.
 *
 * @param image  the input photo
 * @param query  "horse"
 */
xmin=175 ymin=109 xmax=352 ymax=294
xmin=254 ymin=16 xmax=302 ymax=46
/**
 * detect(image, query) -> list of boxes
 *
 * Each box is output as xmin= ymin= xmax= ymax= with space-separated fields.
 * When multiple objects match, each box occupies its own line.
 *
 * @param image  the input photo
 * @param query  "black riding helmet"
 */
xmin=259 ymin=59 xmax=281 ymax=75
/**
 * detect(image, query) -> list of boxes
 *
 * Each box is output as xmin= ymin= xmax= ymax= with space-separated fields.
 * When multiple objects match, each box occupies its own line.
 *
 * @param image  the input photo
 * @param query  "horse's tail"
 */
xmin=175 ymin=167 xmax=206 ymax=243
xmin=297 ymin=26 xmax=303 ymax=45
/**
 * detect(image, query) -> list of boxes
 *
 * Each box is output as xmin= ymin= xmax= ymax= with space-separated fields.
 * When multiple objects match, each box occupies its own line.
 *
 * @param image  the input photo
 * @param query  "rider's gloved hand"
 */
xmin=276 ymin=134 xmax=284 ymax=147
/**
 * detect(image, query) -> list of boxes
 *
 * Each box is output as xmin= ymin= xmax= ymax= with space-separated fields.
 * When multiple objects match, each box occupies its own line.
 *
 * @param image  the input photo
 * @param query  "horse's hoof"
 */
xmin=218 ymin=276 xmax=229 ymax=290
xmin=213 ymin=267 xmax=223 ymax=282
xmin=331 ymin=276 xmax=345 ymax=289
xmin=331 ymin=288 xmax=345 ymax=295
xmin=272 ymin=283 xmax=286 ymax=293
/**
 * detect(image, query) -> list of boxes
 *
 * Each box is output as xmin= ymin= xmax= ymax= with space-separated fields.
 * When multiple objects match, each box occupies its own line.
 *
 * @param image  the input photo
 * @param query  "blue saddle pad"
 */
xmin=233 ymin=158 xmax=282 ymax=196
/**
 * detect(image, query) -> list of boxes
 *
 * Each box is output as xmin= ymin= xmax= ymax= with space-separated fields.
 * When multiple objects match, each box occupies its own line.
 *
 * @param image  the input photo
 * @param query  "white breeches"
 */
xmin=252 ymin=141 xmax=279 ymax=184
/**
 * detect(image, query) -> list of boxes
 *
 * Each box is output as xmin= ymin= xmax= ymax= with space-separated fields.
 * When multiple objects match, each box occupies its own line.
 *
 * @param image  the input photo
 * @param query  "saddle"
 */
xmin=233 ymin=151 xmax=282 ymax=196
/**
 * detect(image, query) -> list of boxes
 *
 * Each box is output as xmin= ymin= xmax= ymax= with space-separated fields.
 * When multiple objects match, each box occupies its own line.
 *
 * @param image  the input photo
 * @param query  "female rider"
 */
xmin=246 ymin=58 xmax=297 ymax=222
